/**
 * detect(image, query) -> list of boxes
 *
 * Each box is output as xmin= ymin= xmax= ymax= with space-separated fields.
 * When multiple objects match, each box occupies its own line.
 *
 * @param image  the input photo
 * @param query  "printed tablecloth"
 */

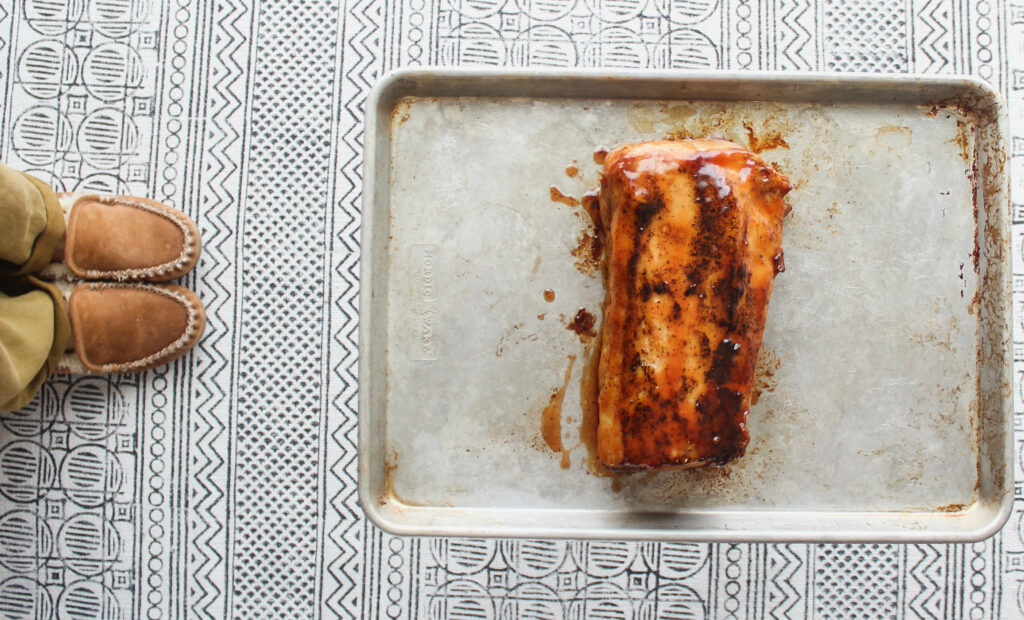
xmin=2 ymin=0 xmax=1024 ymax=617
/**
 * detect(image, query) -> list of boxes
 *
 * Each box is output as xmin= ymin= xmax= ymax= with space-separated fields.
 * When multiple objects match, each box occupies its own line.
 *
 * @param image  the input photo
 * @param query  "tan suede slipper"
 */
xmin=58 ymin=282 xmax=205 ymax=374
xmin=41 ymin=193 xmax=201 ymax=282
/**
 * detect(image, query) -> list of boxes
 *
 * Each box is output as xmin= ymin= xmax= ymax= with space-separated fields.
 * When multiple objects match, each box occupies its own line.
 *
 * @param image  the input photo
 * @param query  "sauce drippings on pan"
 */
xmin=593 ymin=148 xmax=609 ymax=165
xmin=566 ymin=163 xmax=579 ymax=177
xmin=543 ymin=289 xmax=555 ymax=302
xmin=541 ymin=355 xmax=576 ymax=469
xmin=567 ymin=308 xmax=596 ymax=340
xmin=550 ymin=186 xmax=580 ymax=207
xmin=579 ymin=334 xmax=613 ymax=478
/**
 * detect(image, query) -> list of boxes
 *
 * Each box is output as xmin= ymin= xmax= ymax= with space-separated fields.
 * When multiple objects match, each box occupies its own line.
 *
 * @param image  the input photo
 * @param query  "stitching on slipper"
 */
xmin=77 ymin=282 xmax=201 ymax=373
xmin=71 ymin=195 xmax=197 ymax=281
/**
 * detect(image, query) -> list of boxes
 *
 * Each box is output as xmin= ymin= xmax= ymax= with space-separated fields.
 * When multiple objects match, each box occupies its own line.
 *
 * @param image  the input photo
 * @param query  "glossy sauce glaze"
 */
xmin=597 ymin=140 xmax=791 ymax=471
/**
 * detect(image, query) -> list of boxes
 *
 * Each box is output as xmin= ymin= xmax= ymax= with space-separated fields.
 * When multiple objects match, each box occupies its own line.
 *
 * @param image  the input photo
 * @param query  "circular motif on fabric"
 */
xmin=500 ymin=540 xmax=567 ymax=578
xmin=88 ymin=0 xmax=149 ymax=38
xmin=516 ymin=0 xmax=576 ymax=21
xmin=0 ymin=576 xmax=54 ymax=619
xmin=583 ymin=0 xmax=646 ymax=22
xmin=0 ymin=441 xmax=56 ymax=504
xmin=651 ymin=28 xmax=719 ymax=69
xmin=581 ymin=27 xmax=647 ymax=67
xmin=60 ymin=445 xmax=124 ymax=507
xmin=439 ymin=22 xmax=507 ymax=66
xmin=428 ymin=579 xmax=494 ymax=620
xmin=56 ymin=513 xmax=120 ymax=576
xmin=641 ymin=542 xmax=708 ymax=578
xmin=651 ymin=0 xmax=719 ymax=24
xmin=64 ymin=379 xmax=126 ymax=441
xmin=18 ymin=40 xmax=78 ymax=99
xmin=82 ymin=43 xmax=144 ymax=102
xmin=568 ymin=582 xmax=633 ymax=619
xmin=24 ymin=0 xmax=86 ymax=35
xmin=443 ymin=0 xmax=507 ymax=19
xmin=12 ymin=106 xmax=73 ymax=165
xmin=77 ymin=108 xmax=139 ymax=169
xmin=57 ymin=580 xmax=124 ymax=620
xmin=511 ymin=25 xmax=577 ymax=67
xmin=638 ymin=583 xmax=706 ymax=619
xmin=1 ymin=383 xmax=59 ymax=437
xmin=569 ymin=541 xmax=635 ymax=578
xmin=430 ymin=539 xmax=495 ymax=575
xmin=0 ymin=511 xmax=52 ymax=573
xmin=74 ymin=174 xmax=127 ymax=194
xmin=498 ymin=582 xmax=564 ymax=620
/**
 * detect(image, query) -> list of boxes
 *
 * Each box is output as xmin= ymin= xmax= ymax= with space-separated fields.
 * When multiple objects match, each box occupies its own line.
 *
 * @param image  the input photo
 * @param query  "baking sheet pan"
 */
xmin=358 ymin=69 xmax=1011 ymax=542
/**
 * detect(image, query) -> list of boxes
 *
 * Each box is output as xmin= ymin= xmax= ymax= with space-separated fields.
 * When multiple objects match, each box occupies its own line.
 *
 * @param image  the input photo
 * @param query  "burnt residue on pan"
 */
xmin=743 ymin=122 xmax=790 ymax=153
xmin=927 ymin=95 xmax=1009 ymax=501
xmin=625 ymin=103 xmax=796 ymax=156
xmin=567 ymin=307 xmax=596 ymax=340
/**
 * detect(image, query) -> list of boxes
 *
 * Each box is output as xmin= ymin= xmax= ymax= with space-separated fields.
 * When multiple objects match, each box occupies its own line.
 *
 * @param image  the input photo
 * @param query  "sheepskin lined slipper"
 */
xmin=61 ymin=282 xmax=205 ymax=374
xmin=43 ymin=193 xmax=200 ymax=282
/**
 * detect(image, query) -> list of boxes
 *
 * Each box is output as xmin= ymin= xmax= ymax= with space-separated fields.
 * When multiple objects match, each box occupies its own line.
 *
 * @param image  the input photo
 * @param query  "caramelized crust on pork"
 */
xmin=597 ymin=140 xmax=791 ymax=471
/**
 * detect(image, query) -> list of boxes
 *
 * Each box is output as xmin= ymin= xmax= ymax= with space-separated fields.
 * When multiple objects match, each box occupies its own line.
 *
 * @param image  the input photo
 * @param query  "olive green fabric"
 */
xmin=0 ymin=278 xmax=70 ymax=410
xmin=0 ymin=164 xmax=65 ymax=276
xmin=0 ymin=163 xmax=70 ymax=410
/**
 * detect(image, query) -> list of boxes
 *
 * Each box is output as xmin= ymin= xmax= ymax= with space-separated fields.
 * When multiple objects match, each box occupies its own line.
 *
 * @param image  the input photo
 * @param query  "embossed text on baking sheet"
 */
xmin=409 ymin=244 xmax=440 ymax=360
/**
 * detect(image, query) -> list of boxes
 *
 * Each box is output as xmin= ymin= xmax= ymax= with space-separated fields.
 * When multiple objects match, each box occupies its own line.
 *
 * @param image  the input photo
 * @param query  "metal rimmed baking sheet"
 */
xmin=358 ymin=69 xmax=1011 ymax=542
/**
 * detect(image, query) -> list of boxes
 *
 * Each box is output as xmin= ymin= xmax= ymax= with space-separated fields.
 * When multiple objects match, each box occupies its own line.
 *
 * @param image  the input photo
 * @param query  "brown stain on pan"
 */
xmin=977 ymin=102 xmax=1011 ymax=500
xmin=380 ymin=452 xmax=419 ymax=507
xmin=930 ymin=87 xmax=1015 ymax=506
xmin=874 ymin=125 xmax=913 ymax=150
xmin=625 ymin=103 xmax=796 ymax=155
xmin=381 ymin=457 xmax=397 ymax=505
xmin=930 ymin=97 xmax=1005 ymax=507
xmin=952 ymin=119 xmax=975 ymax=164
xmin=391 ymin=96 xmax=429 ymax=126
xmin=743 ymin=122 xmax=790 ymax=153
xmin=541 ymin=355 xmax=576 ymax=469
xmin=751 ymin=347 xmax=781 ymax=406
